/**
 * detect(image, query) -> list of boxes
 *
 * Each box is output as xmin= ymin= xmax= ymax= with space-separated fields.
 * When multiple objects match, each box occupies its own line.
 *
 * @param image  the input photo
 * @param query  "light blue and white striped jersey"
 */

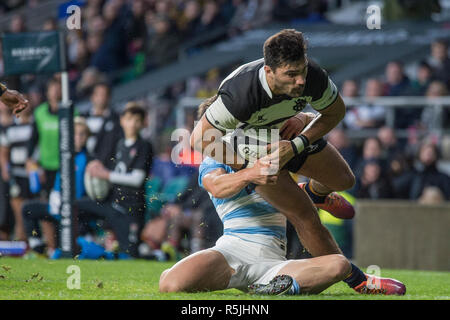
xmin=198 ymin=157 xmax=287 ymax=249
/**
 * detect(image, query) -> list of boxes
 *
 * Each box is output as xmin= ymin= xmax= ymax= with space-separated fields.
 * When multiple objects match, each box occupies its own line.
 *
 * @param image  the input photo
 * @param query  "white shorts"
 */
xmin=211 ymin=234 xmax=290 ymax=292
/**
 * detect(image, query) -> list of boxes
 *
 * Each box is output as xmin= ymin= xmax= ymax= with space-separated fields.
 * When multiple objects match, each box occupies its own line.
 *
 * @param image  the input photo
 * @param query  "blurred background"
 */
xmin=0 ymin=0 xmax=449 ymax=270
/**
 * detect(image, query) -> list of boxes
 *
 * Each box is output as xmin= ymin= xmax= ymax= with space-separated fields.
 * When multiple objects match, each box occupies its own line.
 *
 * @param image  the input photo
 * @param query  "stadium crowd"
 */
xmin=0 ymin=0 xmax=449 ymax=261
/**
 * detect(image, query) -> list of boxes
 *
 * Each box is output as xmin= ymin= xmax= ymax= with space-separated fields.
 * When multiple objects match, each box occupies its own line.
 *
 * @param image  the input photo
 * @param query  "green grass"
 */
xmin=0 ymin=257 xmax=448 ymax=300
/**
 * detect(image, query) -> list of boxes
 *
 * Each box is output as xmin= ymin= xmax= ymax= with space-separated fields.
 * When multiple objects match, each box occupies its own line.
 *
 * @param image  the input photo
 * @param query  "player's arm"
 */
xmin=0 ymin=133 xmax=10 ymax=181
xmin=0 ymin=83 xmax=29 ymax=116
xmin=279 ymin=112 xmax=317 ymax=140
xmin=300 ymin=94 xmax=345 ymax=144
xmin=202 ymin=161 xmax=277 ymax=199
xmin=190 ymin=95 xmax=248 ymax=170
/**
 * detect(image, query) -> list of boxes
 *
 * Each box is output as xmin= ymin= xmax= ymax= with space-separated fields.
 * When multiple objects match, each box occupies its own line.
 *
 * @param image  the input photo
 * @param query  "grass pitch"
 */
xmin=0 ymin=257 xmax=448 ymax=300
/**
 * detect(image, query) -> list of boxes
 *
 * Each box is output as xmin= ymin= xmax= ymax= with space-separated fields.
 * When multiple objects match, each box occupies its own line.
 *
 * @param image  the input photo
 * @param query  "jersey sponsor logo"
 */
xmin=257 ymin=115 xmax=267 ymax=123
xmin=293 ymin=98 xmax=309 ymax=112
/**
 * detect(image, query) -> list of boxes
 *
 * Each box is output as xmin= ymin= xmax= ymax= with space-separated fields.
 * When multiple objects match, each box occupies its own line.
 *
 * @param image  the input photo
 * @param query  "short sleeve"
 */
xmin=204 ymin=95 xmax=240 ymax=132
xmin=198 ymin=157 xmax=230 ymax=189
xmin=131 ymin=140 xmax=153 ymax=172
xmin=305 ymin=61 xmax=339 ymax=111
xmin=310 ymin=77 xmax=339 ymax=111
xmin=0 ymin=130 xmax=9 ymax=147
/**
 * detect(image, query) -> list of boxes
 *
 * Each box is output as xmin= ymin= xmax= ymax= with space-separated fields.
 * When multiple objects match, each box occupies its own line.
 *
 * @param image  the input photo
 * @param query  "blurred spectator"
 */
xmin=427 ymin=39 xmax=450 ymax=90
xmin=0 ymin=101 xmax=14 ymax=240
xmin=22 ymin=117 xmax=91 ymax=258
xmin=344 ymin=79 xmax=385 ymax=129
xmin=383 ymin=0 xmax=441 ymax=21
xmin=77 ymin=103 xmax=153 ymax=258
xmin=75 ymin=67 xmax=108 ymax=100
xmin=409 ymin=142 xmax=450 ymax=200
xmin=273 ymin=0 xmax=327 ymax=23
xmin=42 ymin=17 xmax=57 ymax=31
xmin=8 ymin=13 xmax=26 ymax=33
xmin=355 ymin=160 xmax=393 ymax=199
xmin=176 ymin=0 xmax=202 ymax=39
xmin=341 ymin=79 xmax=359 ymax=98
xmin=355 ymin=137 xmax=385 ymax=177
xmin=327 ymin=128 xmax=358 ymax=169
xmin=377 ymin=126 xmax=403 ymax=163
xmin=195 ymin=68 xmax=221 ymax=98
xmin=385 ymin=61 xmax=412 ymax=96
xmin=229 ymin=0 xmax=274 ymax=35
xmin=146 ymin=14 xmax=180 ymax=69
xmin=90 ymin=0 xmax=129 ymax=74
xmin=82 ymin=83 xmax=123 ymax=167
xmin=387 ymin=153 xmax=415 ymax=199
xmin=385 ymin=61 xmax=420 ymax=129
xmin=420 ymin=81 xmax=449 ymax=131
xmin=194 ymin=0 xmax=226 ymax=35
xmin=418 ymin=186 xmax=445 ymax=204
xmin=410 ymin=61 xmax=433 ymax=96
xmin=26 ymin=77 xmax=63 ymax=196
xmin=0 ymin=104 xmax=34 ymax=241
xmin=126 ymin=0 xmax=147 ymax=57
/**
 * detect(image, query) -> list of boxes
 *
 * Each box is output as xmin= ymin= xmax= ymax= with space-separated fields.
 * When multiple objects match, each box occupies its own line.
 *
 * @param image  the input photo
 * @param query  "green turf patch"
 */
xmin=0 ymin=257 xmax=448 ymax=300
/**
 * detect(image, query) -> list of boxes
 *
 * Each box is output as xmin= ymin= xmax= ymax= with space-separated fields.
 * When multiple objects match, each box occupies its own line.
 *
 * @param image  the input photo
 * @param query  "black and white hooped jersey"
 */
xmin=110 ymin=137 xmax=153 ymax=210
xmin=205 ymin=58 xmax=338 ymax=132
xmin=83 ymin=110 xmax=123 ymax=168
xmin=0 ymin=120 xmax=33 ymax=178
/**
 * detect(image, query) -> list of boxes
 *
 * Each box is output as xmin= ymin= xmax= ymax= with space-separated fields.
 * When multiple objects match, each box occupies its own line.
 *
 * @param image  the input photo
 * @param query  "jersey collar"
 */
xmin=259 ymin=66 xmax=273 ymax=99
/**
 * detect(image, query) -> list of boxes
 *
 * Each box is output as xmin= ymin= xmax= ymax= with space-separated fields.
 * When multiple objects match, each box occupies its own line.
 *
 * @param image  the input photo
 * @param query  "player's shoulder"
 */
xmin=306 ymin=59 xmax=329 ymax=84
xmin=218 ymin=58 xmax=266 ymax=121
xmin=304 ymin=59 xmax=338 ymax=109
xmin=199 ymin=157 xmax=232 ymax=172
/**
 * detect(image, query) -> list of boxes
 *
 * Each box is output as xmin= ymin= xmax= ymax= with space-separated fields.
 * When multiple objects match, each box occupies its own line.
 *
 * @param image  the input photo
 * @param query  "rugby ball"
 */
xmin=84 ymin=170 xmax=111 ymax=201
xmin=223 ymin=126 xmax=281 ymax=167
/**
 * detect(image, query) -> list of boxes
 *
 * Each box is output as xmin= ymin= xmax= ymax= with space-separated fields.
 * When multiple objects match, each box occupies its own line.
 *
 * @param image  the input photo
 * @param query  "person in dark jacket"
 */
xmin=409 ymin=142 xmax=450 ymax=200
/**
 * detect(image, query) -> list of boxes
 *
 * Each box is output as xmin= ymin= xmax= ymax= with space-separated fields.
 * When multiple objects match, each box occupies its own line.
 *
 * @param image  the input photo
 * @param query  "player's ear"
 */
xmin=264 ymin=65 xmax=274 ymax=76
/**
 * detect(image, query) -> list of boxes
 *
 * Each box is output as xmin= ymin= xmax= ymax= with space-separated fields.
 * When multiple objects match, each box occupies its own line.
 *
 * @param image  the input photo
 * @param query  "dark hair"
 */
xmin=93 ymin=82 xmax=111 ymax=96
xmin=47 ymin=77 xmax=61 ymax=88
xmin=197 ymin=94 xmax=218 ymax=120
xmin=121 ymin=102 xmax=147 ymax=120
xmin=263 ymin=29 xmax=307 ymax=70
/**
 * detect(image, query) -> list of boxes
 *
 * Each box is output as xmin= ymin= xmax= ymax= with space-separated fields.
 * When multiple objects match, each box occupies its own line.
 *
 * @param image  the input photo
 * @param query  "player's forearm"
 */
xmin=109 ymin=169 xmax=146 ymax=188
xmin=208 ymin=170 xmax=251 ymax=198
xmin=301 ymin=96 xmax=345 ymax=143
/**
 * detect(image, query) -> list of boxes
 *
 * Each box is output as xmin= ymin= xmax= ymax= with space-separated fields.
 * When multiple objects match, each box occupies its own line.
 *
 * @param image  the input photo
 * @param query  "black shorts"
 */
xmin=283 ymin=138 xmax=328 ymax=173
xmin=11 ymin=176 xmax=32 ymax=199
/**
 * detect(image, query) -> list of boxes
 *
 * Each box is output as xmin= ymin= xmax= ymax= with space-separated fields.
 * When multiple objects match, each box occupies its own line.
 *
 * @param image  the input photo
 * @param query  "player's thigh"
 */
xmin=276 ymin=254 xmax=351 ymax=294
xmin=159 ymin=249 xmax=234 ymax=293
xmin=255 ymin=170 xmax=321 ymax=227
xmin=296 ymin=143 xmax=355 ymax=190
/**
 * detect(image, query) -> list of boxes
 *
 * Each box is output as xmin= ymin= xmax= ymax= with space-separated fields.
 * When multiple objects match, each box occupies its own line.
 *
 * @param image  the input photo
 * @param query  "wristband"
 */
xmin=0 ymin=83 xmax=7 ymax=97
xmin=290 ymin=134 xmax=310 ymax=156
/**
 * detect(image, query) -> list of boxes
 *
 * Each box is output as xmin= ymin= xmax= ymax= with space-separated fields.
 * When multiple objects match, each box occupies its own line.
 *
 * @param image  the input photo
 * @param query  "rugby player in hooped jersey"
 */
xmin=189 ymin=29 xmax=406 ymax=295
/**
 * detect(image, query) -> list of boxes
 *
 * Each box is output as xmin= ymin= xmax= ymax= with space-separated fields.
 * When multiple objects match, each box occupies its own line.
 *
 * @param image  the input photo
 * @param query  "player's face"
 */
xmin=74 ymin=125 xmax=89 ymax=152
xmin=269 ymin=59 xmax=308 ymax=98
xmin=120 ymin=113 xmax=144 ymax=138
